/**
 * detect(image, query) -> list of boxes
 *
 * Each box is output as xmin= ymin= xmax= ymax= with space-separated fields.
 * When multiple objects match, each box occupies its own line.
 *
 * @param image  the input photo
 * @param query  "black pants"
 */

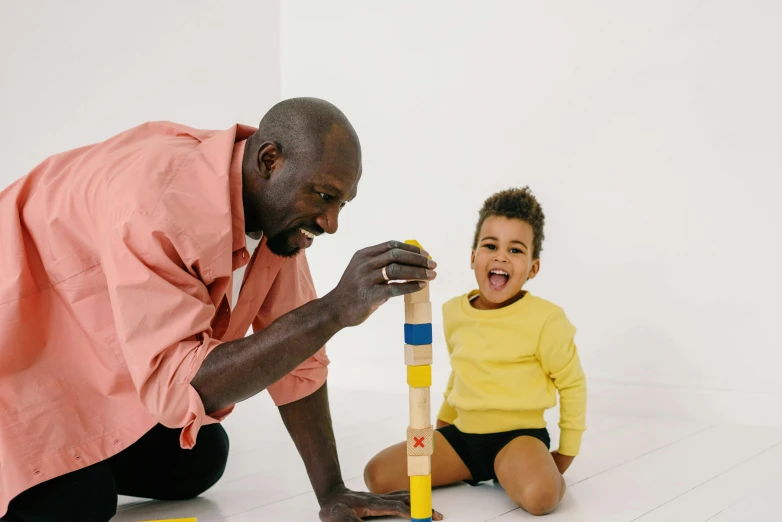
xmin=2 ymin=423 xmax=229 ymax=522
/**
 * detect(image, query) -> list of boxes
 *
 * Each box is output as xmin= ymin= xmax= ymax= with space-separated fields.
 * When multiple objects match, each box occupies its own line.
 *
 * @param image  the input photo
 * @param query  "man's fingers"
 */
xmin=357 ymin=498 xmax=410 ymax=518
xmin=382 ymin=281 xmax=429 ymax=298
xmin=362 ymin=240 xmax=429 ymax=259
xmin=383 ymin=490 xmax=411 ymax=504
xmin=372 ymin=247 xmax=435 ymax=270
xmin=320 ymin=504 xmax=362 ymax=522
xmin=378 ymin=263 xmax=436 ymax=283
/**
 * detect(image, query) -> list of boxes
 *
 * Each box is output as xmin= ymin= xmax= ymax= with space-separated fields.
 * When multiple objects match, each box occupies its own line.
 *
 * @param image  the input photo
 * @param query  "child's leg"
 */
xmin=364 ymin=432 xmax=472 ymax=493
xmin=493 ymin=436 xmax=565 ymax=516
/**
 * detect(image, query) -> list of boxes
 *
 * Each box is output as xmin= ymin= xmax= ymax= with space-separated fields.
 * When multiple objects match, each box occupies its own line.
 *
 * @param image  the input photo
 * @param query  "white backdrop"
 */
xmin=0 ymin=0 xmax=280 ymax=309
xmin=0 ymin=0 xmax=281 ymax=189
xmin=281 ymin=1 xmax=782 ymax=424
xmin=3 ymin=1 xmax=782 ymax=426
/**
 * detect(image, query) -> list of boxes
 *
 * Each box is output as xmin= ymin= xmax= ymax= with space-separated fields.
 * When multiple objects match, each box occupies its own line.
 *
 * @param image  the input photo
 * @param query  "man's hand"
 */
xmin=324 ymin=240 xmax=437 ymax=327
xmin=318 ymin=485 xmax=443 ymax=522
xmin=551 ymin=451 xmax=575 ymax=474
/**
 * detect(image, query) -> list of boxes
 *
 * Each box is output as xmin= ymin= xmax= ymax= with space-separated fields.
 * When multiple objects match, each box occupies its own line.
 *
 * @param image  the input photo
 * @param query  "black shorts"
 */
xmin=437 ymin=424 xmax=550 ymax=485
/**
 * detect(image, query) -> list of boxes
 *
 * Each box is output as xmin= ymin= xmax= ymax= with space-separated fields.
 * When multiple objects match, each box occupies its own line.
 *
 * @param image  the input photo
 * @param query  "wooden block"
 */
xmin=404 ymin=323 xmax=432 ymax=345
xmin=409 ymin=474 xmax=433 ymax=517
xmin=407 ymin=365 xmax=432 ymax=388
xmin=407 ymin=426 xmax=434 ymax=456
xmin=404 ymin=239 xmax=431 ymax=259
xmin=405 ymin=344 xmax=432 ymax=366
xmin=407 ymin=455 xmax=431 ymax=476
xmin=404 ymin=282 xmax=430 ymax=304
xmin=409 ymin=387 xmax=430 ymax=428
xmin=405 ymin=302 xmax=432 ymax=324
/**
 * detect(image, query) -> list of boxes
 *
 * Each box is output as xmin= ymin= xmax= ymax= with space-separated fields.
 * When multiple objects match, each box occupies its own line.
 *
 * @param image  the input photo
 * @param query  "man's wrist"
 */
xmin=317 ymin=293 xmax=347 ymax=331
xmin=316 ymin=481 xmax=348 ymax=506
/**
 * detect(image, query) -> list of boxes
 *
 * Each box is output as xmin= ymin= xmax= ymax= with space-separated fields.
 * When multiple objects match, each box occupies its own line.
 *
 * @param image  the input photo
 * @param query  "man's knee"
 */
xmin=512 ymin=479 xmax=561 ymax=516
xmin=175 ymin=423 xmax=230 ymax=499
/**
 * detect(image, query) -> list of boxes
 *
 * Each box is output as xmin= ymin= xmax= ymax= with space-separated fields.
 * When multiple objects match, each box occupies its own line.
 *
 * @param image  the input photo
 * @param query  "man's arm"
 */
xmin=192 ymin=296 xmax=340 ymax=414
xmin=278 ymin=381 xmax=344 ymax=502
xmin=278 ymin=381 xmax=443 ymax=521
xmin=192 ymin=240 xmax=436 ymax=415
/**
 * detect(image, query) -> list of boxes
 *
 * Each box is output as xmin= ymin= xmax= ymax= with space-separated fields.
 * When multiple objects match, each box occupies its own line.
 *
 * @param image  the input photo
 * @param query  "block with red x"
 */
xmin=407 ymin=426 xmax=434 ymax=456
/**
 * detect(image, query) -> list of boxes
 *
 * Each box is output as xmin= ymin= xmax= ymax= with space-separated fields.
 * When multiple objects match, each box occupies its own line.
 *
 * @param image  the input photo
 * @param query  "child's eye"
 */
xmin=511 ymin=248 xmax=522 ymax=254
xmin=319 ymin=192 xmax=333 ymax=202
xmin=483 ymin=244 xmax=496 ymax=250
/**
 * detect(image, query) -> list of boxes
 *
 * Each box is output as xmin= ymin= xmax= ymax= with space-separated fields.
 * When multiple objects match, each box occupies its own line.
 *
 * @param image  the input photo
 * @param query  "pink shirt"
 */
xmin=0 ymin=122 xmax=329 ymax=516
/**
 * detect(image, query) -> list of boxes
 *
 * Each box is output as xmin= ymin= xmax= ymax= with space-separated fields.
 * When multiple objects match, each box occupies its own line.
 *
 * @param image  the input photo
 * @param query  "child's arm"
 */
xmin=536 ymin=308 xmax=587 ymax=472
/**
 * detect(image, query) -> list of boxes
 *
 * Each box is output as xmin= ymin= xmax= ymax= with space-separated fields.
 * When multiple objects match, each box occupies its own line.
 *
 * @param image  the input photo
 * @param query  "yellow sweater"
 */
xmin=437 ymin=290 xmax=587 ymax=456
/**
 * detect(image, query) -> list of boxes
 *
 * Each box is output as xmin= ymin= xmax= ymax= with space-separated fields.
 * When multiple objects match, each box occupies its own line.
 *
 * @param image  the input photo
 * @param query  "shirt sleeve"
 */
xmin=536 ymin=308 xmax=587 ymax=456
xmin=100 ymin=213 xmax=228 ymax=450
xmin=252 ymin=251 xmax=330 ymax=407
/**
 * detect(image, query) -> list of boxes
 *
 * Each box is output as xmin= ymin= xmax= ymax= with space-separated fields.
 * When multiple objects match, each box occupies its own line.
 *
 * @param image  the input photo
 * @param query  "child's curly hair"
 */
xmin=472 ymin=186 xmax=546 ymax=259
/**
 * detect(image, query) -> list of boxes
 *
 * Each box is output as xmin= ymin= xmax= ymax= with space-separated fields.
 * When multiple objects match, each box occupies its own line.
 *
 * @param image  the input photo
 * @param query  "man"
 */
xmin=0 ymin=98 xmax=441 ymax=521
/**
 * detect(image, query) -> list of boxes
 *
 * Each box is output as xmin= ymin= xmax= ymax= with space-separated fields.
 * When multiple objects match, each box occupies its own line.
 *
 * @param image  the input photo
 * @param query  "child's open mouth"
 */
xmin=488 ymin=269 xmax=510 ymax=291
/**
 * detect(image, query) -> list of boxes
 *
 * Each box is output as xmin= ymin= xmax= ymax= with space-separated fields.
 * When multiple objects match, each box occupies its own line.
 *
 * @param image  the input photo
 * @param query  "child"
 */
xmin=364 ymin=187 xmax=587 ymax=516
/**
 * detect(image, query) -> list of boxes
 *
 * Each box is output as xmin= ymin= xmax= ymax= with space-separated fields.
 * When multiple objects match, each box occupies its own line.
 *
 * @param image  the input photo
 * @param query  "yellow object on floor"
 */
xmin=139 ymin=518 xmax=197 ymax=522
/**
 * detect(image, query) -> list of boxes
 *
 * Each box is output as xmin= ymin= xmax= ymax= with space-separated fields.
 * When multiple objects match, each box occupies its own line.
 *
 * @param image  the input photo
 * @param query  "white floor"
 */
xmin=112 ymin=388 xmax=782 ymax=522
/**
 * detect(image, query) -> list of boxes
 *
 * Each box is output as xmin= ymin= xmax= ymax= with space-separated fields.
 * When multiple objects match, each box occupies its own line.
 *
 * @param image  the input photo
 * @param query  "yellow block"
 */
xmin=405 ymin=239 xmax=431 ymax=259
xmin=410 ymin=474 xmax=432 ymax=519
xmin=407 ymin=365 xmax=432 ymax=388
xmin=140 ymin=519 xmax=197 ymax=522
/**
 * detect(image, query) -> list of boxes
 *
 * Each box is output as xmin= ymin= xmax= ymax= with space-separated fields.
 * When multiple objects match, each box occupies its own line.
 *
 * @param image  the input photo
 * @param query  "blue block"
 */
xmin=404 ymin=323 xmax=432 ymax=345
xmin=412 ymin=518 xmax=433 ymax=522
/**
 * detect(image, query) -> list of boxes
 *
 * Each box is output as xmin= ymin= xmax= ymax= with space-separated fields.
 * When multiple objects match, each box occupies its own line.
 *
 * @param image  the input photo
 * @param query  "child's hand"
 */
xmin=551 ymin=451 xmax=574 ymax=474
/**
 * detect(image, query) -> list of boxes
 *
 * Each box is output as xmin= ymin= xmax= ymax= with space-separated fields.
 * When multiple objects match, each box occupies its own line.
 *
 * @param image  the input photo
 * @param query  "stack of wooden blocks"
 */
xmin=403 ymin=239 xmax=434 ymax=522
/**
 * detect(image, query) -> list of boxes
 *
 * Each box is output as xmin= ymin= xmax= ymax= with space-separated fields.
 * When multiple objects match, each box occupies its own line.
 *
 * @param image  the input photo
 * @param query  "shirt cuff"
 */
xmin=267 ymin=348 xmax=329 ymax=407
xmin=176 ymin=336 xmax=229 ymax=448
xmin=557 ymin=429 xmax=583 ymax=456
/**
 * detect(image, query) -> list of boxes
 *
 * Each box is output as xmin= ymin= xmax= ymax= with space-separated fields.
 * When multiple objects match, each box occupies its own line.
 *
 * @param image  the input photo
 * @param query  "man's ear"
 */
xmin=257 ymin=141 xmax=282 ymax=180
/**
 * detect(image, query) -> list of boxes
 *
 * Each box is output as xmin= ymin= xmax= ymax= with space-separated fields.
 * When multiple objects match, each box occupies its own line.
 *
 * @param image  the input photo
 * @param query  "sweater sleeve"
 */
xmin=536 ymin=308 xmax=587 ymax=456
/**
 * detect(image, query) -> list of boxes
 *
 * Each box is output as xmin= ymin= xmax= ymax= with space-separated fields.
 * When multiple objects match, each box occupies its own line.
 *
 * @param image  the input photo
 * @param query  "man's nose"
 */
xmin=315 ymin=210 xmax=339 ymax=235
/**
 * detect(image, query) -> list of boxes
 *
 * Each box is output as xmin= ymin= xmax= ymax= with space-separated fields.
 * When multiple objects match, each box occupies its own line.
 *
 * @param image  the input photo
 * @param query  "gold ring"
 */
xmin=381 ymin=266 xmax=390 ymax=281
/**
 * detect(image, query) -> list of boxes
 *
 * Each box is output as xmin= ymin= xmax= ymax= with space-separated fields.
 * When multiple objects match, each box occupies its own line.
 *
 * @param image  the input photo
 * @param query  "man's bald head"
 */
xmin=242 ymin=98 xmax=363 ymax=257
xmin=256 ymin=97 xmax=360 ymax=162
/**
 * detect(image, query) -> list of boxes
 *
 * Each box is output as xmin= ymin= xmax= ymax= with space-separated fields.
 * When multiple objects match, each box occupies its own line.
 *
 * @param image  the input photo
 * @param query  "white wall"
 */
xmin=1 ymin=0 xmax=280 ymax=188
xmin=1 ymin=0 xmax=279 ymax=309
xmin=282 ymin=1 xmax=782 ymax=424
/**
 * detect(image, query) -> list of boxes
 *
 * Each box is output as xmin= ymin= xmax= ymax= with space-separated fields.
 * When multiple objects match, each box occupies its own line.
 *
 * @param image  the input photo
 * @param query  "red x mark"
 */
xmin=414 ymin=436 xmax=425 ymax=448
